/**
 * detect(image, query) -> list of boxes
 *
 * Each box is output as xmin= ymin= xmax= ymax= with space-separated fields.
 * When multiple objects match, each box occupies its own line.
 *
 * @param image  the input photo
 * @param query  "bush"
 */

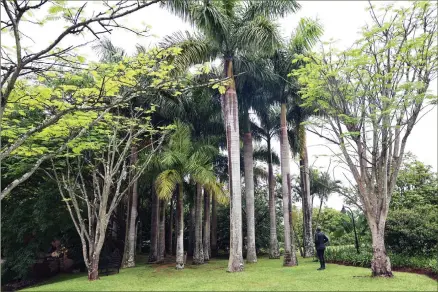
xmin=325 ymin=246 xmax=438 ymax=275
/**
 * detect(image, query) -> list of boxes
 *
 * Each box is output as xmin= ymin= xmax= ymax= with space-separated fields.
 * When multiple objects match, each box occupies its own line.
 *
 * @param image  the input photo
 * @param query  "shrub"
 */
xmin=325 ymin=246 xmax=438 ymax=275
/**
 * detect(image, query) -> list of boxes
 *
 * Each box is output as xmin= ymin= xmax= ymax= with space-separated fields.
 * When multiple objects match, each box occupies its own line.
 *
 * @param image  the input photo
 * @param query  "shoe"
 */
xmin=317 ymin=267 xmax=325 ymax=270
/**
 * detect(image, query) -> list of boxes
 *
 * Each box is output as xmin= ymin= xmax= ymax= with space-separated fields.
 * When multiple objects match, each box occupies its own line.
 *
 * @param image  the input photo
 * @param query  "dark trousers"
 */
xmin=317 ymin=248 xmax=325 ymax=268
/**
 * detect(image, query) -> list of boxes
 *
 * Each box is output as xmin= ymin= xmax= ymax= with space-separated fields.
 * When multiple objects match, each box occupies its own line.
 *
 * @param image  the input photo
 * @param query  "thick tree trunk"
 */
xmin=124 ymin=145 xmax=138 ymax=268
xmin=121 ymin=197 xmax=130 ymax=266
xmin=158 ymin=200 xmax=166 ymax=262
xmin=300 ymin=127 xmax=314 ymax=258
xmin=211 ymin=196 xmax=218 ymax=257
xmin=243 ymin=130 xmax=257 ymax=263
xmin=176 ymin=184 xmax=185 ymax=270
xmin=193 ymin=184 xmax=204 ymax=264
xmin=148 ymin=186 xmax=159 ymax=263
xmin=370 ymin=219 xmax=393 ymax=277
xmin=188 ymin=202 xmax=195 ymax=257
xmin=88 ymin=255 xmax=100 ymax=281
xmin=203 ymin=190 xmax=211 ymax=261
xmin=267 ymin=139 xmax=280 ymax=259
xmin=222 ymin=58 xmax=243 ymax=273
xmin=280 ymin=103 xmax=297 ymax=267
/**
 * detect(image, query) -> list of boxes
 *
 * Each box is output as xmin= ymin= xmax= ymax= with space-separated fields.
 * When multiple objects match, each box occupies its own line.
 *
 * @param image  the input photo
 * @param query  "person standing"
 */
xmin=314 ymin=227 xmax=329 ymax=270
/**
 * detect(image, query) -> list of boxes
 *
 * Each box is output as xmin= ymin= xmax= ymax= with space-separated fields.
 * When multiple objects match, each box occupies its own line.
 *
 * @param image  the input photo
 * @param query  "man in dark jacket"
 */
xmin=314 ymin=227 xmax=329 ymax=270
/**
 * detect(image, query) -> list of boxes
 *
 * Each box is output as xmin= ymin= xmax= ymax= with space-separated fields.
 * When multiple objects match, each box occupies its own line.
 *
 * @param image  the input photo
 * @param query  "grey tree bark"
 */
xmin=175 ymin=184 xmax=185 ymax=269
xmin=222 ymin=58 xmax=244 ymax=272
xmin=267 ymin=138 xmax=280 ymax=259
xmin=158 ymin=200 xmax=166 ymax=262
xmin=280 ymin=103 xmax=297 ymax=267
xmin=148 ymin=187 xmax=159 ymax=263
xmin=211 ymin=196 xmax=218 ymax=257
xmin=193 ymin=184 xmax=204 ymax=264
xmin=166 ymin=194 xmax=174 ymax=255
xmin=243 ymin=130 xmax=257 ymax=263
xmin=124 ymin=146 xmax=139 ymax=267
xmin=203 ymin=190 xmax=211 ymax=261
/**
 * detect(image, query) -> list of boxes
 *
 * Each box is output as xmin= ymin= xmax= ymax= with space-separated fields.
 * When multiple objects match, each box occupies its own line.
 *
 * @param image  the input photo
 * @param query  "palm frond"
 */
xmin=204 ymin=180 xmax=229 ymax=205
xmin=155 ymin=169 xmax=182 ymax=200
xmin=240 ymin=0 xmax=300 ymax=22
xmin=235 ymin=15 xmax=283 ymax=56
xmin=93 ymin=38 xmax=126 ymax=63
xmin=253 ymin=145 xmax=280 ymax=165
xmin=289 ymin=18 xmax=324 ymax=54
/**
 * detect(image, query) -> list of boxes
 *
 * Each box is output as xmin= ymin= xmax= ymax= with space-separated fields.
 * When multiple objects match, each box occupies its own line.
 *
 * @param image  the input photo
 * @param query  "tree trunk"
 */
xmin=300 ymin=126 xmax=314 ymax=257
xmin=211 ymin=196 xmax=218 ymax=257
xmin=315 ymin=197 xmax=324 ymax=230
xmin=193 ymin=184 xmax=204 ymax=264
xmin=243 ymin=125 xmax=257 ymax=263
xmin=280 ymin=103 xmax=297 ymax=267
xmin=203 ymin=190 xmax=211 ymax=261
xmin=158 ymin=200 xmax=166 ymax=262
xmin=222 ymin=58 xmax=244 ymax=273
xmin=124 ymin=145 xmax=138 ymax=268
xmin=188 ymin=202 xmax=195 ymax=257
xmin=370 ymin=219 xmax=393 ymax=277
xmin=121 ymin=196 xmax=131 ymax=266
xmin=167 ymin=194 xmax=174 ymax=255
xmin=267 ymin=138 xmax=280 ymax=259
xmin=148 ymin=186 xmax=159 ymax=263
xmin=88 ymin=254 xmax=100 ymax=281
xmin=176 ymin=184 xmax=185 ymax=270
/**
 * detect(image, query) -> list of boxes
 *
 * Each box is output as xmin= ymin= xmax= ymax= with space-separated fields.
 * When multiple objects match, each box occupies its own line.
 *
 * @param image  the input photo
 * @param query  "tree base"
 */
xmin=283 ymin=252 xmax=294 ymax=267
xmin=175 ymin=263 xmax=184 ymax=270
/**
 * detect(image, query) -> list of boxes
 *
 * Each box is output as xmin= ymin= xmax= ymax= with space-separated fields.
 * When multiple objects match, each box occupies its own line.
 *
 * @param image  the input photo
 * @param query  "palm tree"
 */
xmin=162 ymin=0 xmax=300 ymax=271
xmin=251 ymin=105 xmax=281 ymax=259
xmin=155 ymin=121 xmax=226 ymax=269
xmin=266 ymin=18 xmax=323 ymax=264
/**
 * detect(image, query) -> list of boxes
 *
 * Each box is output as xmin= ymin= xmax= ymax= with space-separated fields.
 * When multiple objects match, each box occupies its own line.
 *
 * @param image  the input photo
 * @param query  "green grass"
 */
xmin=24 ymin=256 xmax=437 ymax=291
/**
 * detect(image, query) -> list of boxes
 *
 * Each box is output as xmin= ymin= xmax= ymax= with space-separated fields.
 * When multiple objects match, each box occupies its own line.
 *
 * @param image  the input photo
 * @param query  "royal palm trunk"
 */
xmin=193 ymin=184 xmax=204 ymax=264
xmin=300 ymin=126 xmax=314 ymax=257
xmin=175 ymin=184 xmax=185 ymax=269
xmin=222 ymin=57 xmax=244 ymax=272
xmin=203 ymin=190 xmax=211 ymax=261
xmin=280 ymin=103 xmax=297 ymax=266
xmin=125 ymin=146 xmax=139 ymax=267
xmin=267 ymin=138 xmax=280 ymax=259
xmin=148 ymin=186 xmax=159 ymax=263
xmin=166 ymin=195 xmax=174 ymax=255
xmin=188 ymin=202 xmax=195 ymax=257
xmin=158 ymin=200 xmax=166 ymax=262
xmin=243 ymin=121 xmax=257 ymax=263
xmin=211 ymin=196 xmax=218 ymax=257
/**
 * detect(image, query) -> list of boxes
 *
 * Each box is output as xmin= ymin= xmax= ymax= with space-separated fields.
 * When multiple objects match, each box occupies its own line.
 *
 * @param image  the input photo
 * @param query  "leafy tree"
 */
xmin=154 ymin=122 xmax=226 ymax=269
xmin=293 ymin=2 xmax=437 ymax=276
xmin=162 ymin=0 xmax=300 ymax=271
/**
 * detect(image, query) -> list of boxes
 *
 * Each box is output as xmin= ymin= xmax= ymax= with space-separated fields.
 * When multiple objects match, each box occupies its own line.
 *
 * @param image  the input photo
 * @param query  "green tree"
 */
xmin=293 ymin=2 xmax=437 ymax=276
xmin=154 ymin=122 xmax=226 ymax=269
xmin=162 ymin=0 xmax=300 ymax=271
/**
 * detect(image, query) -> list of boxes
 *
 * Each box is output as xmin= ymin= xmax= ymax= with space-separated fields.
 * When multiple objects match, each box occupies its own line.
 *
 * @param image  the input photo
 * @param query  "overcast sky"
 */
xmin=3 ymin=1 xmax=437 ymax=210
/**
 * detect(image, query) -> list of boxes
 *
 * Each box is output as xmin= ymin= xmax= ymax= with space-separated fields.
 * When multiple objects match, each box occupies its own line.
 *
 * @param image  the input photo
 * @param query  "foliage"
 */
xmin=325 ymin=246 xmax=438 ymax=275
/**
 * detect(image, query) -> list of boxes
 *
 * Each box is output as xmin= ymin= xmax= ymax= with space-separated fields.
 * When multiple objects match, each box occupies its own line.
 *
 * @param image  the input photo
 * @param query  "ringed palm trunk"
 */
xmin=267 ymin=138 xmax=280 ymax=259
xmin=243 ymin=113 xmax=257 ymax=263
xmin=188 ymin=202 xmax=195 ymax=257
xmin=193 ymin=184 xmax=204 ymax=264
xmin=300 ymin=125 xmax=314 ymax=257
xmin=203 ymin=190 xmax=211 ymax=261
xmin=158 ymin=200 xmax=166 ymax=262
xmin=175 ymin=184 xmax=185 ymax=269
xmin=222 ymin=57 xmax=244 ymax=272
xmin=280 ymin=103 xmax=297 ymax=266
xmin=124 ymin=146 xmax=139 ymax=267
xmin=148 ymin=186 xmax=159 ymax=263
xmin=211 ymin=196 xmax=218 ymax=257
xmin=166 ymin=194 xmax=174 ymax=255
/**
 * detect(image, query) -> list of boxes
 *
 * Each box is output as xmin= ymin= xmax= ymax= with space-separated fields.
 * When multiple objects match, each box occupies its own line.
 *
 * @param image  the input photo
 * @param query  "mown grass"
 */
xmin=24 ymin=255 xmax=437 ymax=291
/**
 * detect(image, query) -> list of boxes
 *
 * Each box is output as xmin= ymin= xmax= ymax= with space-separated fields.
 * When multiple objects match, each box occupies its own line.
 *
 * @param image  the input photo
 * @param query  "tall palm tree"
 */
xmin=155 ymin=121 xmax=226 ymax=269
xmin=162 ymin=0 xmax=300 ymax=271
xmin=251 ymin=105 xmax=281 ymax=259
xmin=267 ymin=18 xmax=323 ymax=264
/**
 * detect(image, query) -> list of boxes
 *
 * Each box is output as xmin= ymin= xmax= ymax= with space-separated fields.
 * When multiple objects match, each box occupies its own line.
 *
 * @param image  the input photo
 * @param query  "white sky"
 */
xmin=2 ymin=1 xmax=437 ymax=211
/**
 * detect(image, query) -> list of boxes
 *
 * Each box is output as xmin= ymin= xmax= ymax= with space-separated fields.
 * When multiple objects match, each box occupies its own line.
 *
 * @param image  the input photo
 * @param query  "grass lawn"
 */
xmin=24 ymin=255 xmax=437 ymax=291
